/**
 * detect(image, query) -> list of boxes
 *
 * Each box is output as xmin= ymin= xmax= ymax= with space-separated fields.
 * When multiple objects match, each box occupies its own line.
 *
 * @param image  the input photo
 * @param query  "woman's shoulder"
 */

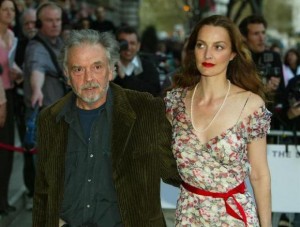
xmin=231 ymin=84 xmax=264 ymax=108
xmin=230 ymin=85 xmax=266 ymax=119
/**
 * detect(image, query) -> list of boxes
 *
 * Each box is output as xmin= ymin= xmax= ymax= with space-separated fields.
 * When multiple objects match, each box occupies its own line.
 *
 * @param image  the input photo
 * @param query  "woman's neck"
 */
xmin=0 ymin=24 xmax=8 ymax=38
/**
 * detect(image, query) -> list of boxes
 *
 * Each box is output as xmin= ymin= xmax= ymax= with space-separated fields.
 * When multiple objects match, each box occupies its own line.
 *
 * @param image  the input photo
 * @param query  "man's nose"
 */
xmin=84 ymin=68 xmax=94 ymax=81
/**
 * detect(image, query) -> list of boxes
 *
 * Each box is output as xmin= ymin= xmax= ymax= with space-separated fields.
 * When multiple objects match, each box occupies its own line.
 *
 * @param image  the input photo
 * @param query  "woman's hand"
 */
xmin=9 ymin=64 xmax=23 ymax=83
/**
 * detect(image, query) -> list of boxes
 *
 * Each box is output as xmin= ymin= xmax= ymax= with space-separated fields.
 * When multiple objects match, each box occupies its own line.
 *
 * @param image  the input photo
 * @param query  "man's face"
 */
xmin=39 ymin=7 xmax=62 ymax=38
xmin=245 ymin=23 xmax=266 ymax=53
xmin=65 ymin=43 xmax=113 ymax=110
xmin=22 ymin=12 xmax=37 ymax=39
xmin=118 ymin=32 xmax=140 ymax=65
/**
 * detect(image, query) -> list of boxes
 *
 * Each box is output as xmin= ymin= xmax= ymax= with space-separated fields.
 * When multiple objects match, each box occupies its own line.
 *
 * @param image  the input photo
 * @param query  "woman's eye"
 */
xmin=196 ymin=43 xmax=204 ymax=49
xmin=216 ymin=45 xmax=224 ymax=50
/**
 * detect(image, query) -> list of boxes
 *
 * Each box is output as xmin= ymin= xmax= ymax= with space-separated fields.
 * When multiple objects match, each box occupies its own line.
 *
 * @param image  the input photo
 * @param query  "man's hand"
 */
xmin=30 ymin=70 xmax=45 ymax=108
xmin=31 ymin=88 xmax=43 ymax=108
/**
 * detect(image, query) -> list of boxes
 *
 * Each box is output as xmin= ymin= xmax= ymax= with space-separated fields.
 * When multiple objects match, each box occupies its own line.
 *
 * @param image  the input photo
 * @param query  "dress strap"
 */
xmin=182 ymin=181 xmax=248 ymax=226
xmin=236 ymin=92 xmax=252 ymax=125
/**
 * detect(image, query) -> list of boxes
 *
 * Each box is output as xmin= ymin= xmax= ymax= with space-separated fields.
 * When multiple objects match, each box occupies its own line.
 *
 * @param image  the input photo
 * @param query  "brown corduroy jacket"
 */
xmin=33 ymin=82 xmax=181 ymax=227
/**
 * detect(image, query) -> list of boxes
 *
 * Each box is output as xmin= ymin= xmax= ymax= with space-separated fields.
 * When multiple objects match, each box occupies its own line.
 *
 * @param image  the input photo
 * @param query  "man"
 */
xmin=33 ymin=29 xmax=180 ymax=227
xmin=114 ymin=25 xmax=161 ymax=96
xmin=23 ymin=2 xmax=65 ymax=109
xmin=14 ymin=8 xmax=38 ymax=211
xmin=239 ymin=15 xmax=285 ymax=130
xmin=90 ymin=6 xmax=116 ymax=33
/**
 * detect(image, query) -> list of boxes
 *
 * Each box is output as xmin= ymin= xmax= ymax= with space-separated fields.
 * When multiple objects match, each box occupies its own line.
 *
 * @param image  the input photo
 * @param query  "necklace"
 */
xmin=191 ymin=79 xmax=231 ymax=133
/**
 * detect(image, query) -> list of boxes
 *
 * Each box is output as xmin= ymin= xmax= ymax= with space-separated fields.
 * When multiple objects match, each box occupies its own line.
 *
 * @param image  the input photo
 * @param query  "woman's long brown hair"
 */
xmin=173 ymin=15 xmax=266 ymax=101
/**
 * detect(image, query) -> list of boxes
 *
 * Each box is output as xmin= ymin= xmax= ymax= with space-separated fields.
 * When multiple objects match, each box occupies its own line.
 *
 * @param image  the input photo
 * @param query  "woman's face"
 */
xmin=194 ymin=25 xmax=236 ymax=78
xmin=0 ymin=0 xmax=15 ymax=25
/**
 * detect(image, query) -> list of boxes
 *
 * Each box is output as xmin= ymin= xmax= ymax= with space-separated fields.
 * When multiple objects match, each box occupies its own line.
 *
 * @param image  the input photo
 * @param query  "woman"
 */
xmin=165 ymin=15 xmax=272 ymax=226
xmin=0 ymin=0 xmax=23 ymax=216
xmin=282 ymin=48 xmax=300 ymax=87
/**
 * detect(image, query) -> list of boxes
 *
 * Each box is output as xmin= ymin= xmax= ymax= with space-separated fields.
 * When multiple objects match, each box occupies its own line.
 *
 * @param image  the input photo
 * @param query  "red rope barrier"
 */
xmin=0 ymin=142 xmax=37 ymax=154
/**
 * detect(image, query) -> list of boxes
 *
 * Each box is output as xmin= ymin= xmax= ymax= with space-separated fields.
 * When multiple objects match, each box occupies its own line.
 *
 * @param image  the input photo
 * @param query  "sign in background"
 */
xmin=268 ymin=144 xmax=300 ymax=212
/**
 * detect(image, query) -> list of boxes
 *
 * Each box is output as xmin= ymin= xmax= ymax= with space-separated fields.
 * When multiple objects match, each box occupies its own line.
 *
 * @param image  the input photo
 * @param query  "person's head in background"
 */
xmin=116 ymin=25 xmax=140 ymax=66
xmin=239 ymin=15 xmax=268 ymax=54
xmin=0 ymin=0 xmax=16 ymax=27
xmin=20 ymin=8 xmax=37 ymax=39
xmin=94 ymin=6 xmax=106 ymax=22
xmin=284 ymin=48 xmax=300 ymax=69
xmin=77 ymin=17 xmax=90 ymax=29
xmin=36 ymin=2 xmax=62 ymax=40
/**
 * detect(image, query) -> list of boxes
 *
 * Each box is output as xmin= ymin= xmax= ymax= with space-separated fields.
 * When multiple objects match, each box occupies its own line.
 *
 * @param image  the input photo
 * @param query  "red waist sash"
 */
xmin=182 ymin=181 xmax=247 ymax=226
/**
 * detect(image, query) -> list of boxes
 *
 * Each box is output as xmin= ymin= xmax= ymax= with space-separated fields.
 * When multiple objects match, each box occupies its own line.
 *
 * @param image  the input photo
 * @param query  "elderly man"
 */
xmin=33 ymin=29 xmax=180 ymax=227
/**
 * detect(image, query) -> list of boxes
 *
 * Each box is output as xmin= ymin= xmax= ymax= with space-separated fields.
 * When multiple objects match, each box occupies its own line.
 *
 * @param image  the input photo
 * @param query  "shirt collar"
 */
xmin=56 ymin=86 xmax=113 ymax=124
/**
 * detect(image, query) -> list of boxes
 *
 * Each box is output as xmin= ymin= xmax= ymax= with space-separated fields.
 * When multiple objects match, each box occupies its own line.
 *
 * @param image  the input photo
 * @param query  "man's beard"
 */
xmin=75 ymin=81 xmax=109 ymax=104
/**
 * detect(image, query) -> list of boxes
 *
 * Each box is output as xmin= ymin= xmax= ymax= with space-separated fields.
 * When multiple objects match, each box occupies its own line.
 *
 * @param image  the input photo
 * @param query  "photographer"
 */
xmin=114 ymin=25 xmax=161 ymax=96
xmin=239 ymin=15 xmax=285 ymax=130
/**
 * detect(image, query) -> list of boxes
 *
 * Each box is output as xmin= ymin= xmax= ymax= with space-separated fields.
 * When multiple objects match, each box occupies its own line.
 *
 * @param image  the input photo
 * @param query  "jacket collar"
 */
xmin=49 ymin=82 xmax=137 ymax=173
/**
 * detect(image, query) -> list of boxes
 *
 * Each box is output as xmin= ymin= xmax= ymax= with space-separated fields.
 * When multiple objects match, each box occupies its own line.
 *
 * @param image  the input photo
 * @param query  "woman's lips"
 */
xmin=202 ymin=62 xmax=215 ymax=67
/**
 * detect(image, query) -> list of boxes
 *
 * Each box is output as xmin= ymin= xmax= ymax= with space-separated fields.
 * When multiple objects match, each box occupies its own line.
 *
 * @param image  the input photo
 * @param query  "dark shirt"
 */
xmin=114 ymin=56 xmax=161 ymax=96
xmin=90 ymin=20 xmax=116 ymax=33
xmin=282 ymin=76 xmax=300 ymax=131
xmin=60 ymin=89 xmax=123 ymax=227
xmin=251 ymin=50 xmax=285 ymax=129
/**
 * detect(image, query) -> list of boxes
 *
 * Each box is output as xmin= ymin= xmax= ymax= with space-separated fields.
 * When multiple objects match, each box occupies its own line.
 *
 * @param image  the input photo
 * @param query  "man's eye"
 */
xmin=72 ymin=67 xmax=83 ymax=73
xmin=92 ymin=65 xmax=102 ymax=71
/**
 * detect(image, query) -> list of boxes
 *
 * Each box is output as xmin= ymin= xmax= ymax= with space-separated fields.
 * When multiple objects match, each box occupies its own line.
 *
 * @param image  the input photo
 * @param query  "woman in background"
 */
xmin=282 ymin=48 xmax=300 ymax=87
xmin=165 ymin=15 xmax=272 ymax=226
xmin=0 ymin=0 xmax=23 ymax=216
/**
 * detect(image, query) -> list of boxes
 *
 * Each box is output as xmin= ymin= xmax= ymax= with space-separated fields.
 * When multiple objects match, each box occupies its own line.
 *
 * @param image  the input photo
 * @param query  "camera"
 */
xmin=118 ymin=39 xmax=128 ymax=51
xmin=257 ymin=52 xmax=281 ymax=82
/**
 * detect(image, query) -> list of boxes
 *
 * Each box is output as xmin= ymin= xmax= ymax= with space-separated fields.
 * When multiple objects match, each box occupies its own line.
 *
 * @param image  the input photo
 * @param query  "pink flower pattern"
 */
xmin=165 ymin=88 xmax=272 ymax=227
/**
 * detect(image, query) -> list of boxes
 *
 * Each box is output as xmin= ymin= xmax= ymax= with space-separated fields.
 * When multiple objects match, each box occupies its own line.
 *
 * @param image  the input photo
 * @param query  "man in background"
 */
xmin=239 ymin=15 xmax=285 ymax=130
xmin=90 ymin=6 xmax=116 ymax=33
xmin=23 ymin=2 xmax=65 ymax=110
xmin=114 ymin=25 xmax=161 ymax=96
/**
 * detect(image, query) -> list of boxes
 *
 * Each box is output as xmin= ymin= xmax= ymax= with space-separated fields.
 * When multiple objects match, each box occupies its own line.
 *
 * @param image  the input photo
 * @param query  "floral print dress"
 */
xmin=165 ymin=88 xmax=272 ymax=227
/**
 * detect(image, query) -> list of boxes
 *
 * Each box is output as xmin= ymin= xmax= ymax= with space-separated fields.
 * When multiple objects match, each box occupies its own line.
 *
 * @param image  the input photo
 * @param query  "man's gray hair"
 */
xmin=61 ymin=29 xmax=120 ymax=71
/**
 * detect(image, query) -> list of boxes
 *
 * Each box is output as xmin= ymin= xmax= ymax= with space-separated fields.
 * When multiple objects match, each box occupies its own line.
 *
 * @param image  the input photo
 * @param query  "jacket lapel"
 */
xmin=110 ymin=83 xmax=136 ymax=173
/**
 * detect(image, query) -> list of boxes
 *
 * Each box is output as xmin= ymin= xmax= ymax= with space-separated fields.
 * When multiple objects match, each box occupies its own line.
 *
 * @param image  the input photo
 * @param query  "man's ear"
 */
xmin=108 ymin=68 xmax=114 ymax=81
xmin=64 ymin=70 xmax=71 ymax=85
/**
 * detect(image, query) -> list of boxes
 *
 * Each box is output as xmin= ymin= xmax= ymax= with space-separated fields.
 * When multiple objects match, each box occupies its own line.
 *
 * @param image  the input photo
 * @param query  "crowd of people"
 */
xmin=0 ymin=0 xmax=299 ymax=226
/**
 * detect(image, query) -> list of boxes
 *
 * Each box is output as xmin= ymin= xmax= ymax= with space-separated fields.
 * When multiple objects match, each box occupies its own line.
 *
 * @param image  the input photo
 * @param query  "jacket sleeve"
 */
xmin=32 ymin=109 xmax=49 ymax=226
xmin=155 ymin=97 xmax=182 ymax=187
